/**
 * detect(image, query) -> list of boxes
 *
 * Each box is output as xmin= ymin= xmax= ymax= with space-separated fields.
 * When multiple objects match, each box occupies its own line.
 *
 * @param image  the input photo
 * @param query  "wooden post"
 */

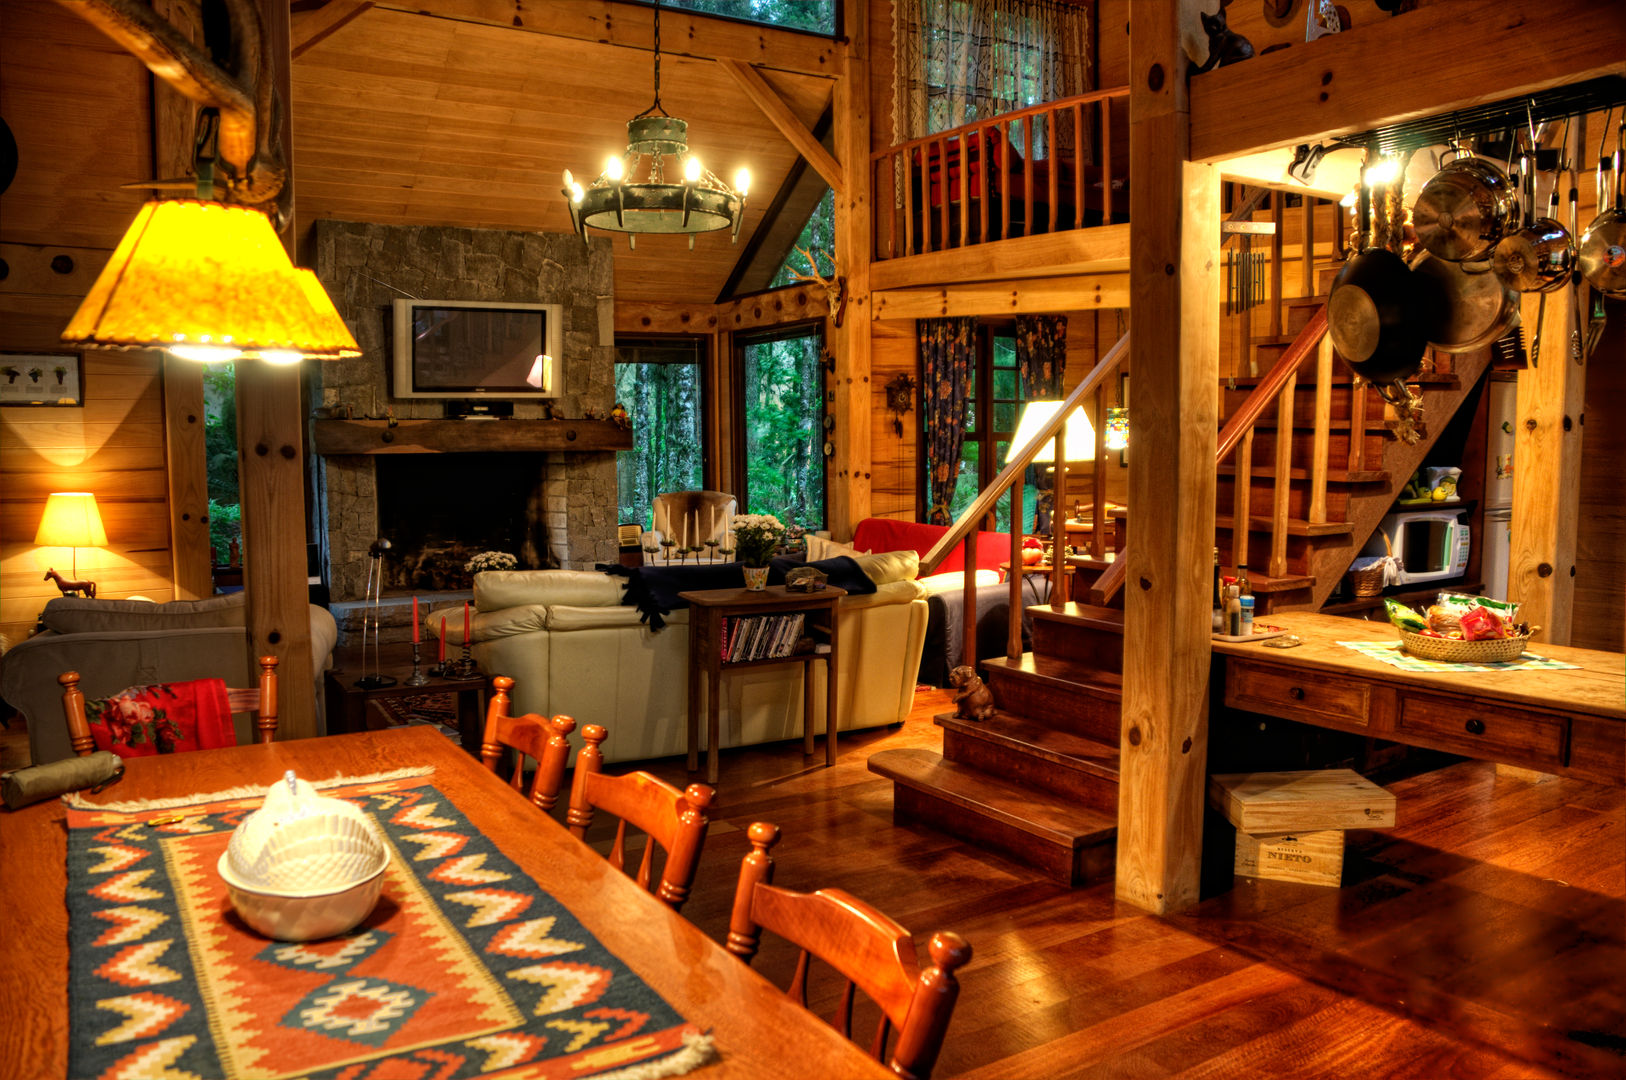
xmin=828 ymin=0 xmax=872 ymax=539
xmin=1510 ymin=285 xmax=1583 ymax=644
xmin=236 ymin=0 xmax=314 ymax=737
xmin=1116 ymin=0 xmax=1220 ymax=914
xmin=1308 ymin=332 xmax=1333 ymax=524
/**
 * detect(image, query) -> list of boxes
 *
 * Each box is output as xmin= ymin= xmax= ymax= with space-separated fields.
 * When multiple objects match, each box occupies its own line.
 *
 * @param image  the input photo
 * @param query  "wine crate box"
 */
xmin=1208 ymin=768 xmax=1396 ymax=833
xmin=1234 ymin=829 xmax=1345 ymax=886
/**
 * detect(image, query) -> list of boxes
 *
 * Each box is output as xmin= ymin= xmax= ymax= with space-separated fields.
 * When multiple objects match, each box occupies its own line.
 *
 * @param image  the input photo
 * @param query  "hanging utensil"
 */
xmin=1329 ymin=170 xmax=1436 ymax=383
xmin=1568 ymin=116 xmax=1585 ymax=362
xmin=1413 ymin=144 xmax=1519 ymax=262
xmin=1579 ymin=114 xmax=1626 ymax=297
xmin=1493 ymin=120 xmax=1574 ymax=294
xmin=1409 ymin=251 xmax=1521 ymax=354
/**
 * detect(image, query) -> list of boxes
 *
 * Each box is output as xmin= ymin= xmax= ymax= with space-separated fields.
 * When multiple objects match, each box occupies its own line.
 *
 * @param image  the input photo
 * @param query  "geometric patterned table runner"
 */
xmin=66 ymin=774 xmax=709 ymax=1080
xmin=1337 ymin=639 xmax=1582 ymax=673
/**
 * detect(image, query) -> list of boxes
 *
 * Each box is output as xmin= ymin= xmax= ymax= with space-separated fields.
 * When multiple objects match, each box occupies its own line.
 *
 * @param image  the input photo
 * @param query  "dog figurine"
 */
xmin=949 ymin=665 xmax=996 ymax=722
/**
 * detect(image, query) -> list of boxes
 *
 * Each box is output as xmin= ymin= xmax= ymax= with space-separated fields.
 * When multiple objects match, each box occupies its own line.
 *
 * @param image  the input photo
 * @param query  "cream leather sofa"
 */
xmin=427 ymin=552 xmax=929 ymax=765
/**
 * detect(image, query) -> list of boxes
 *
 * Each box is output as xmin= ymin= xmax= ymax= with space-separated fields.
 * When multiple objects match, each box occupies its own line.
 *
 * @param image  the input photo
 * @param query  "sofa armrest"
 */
xmin=473 ymin=570 xmax=625 ymax=611
xmin=426 ymin=603 xmax=547 ymax=646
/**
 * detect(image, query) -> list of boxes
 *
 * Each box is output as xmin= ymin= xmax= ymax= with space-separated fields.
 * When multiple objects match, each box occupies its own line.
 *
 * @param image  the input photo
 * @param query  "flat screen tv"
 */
xmin=392 ymin=299 xmax=562 ymax=399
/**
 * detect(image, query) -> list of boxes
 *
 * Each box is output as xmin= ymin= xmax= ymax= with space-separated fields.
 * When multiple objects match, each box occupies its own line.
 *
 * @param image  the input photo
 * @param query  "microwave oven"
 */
xmin=1363 ymin=510 xmax=1470 ymax=586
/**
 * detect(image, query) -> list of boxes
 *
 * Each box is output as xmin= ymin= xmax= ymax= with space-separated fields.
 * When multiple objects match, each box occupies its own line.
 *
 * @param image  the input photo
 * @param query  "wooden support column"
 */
xmin=236 ymin=0 xmax=314 ymax=737
xmin=827 ymin=0 xmax=871 ymax=537
xmin=152 ymin=0 xmax=210 ymax=600
xmin=1116 ymin=0 xmax=1220 ymax=914
xmin=1510 ymin=286 xmax=1583 ymax=645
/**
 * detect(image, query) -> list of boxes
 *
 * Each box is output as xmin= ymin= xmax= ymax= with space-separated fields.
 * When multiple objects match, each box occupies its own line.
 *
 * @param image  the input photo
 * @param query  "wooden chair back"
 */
xmin=727 ymin=823 xmax=971 ymax=1080
xmin=59 ymin=656 xmax=280 ymax=756
xmin=480 ymin=675 xmax=576 ymax=812
xmin=566 ymin=724 xmax=714 ymax=911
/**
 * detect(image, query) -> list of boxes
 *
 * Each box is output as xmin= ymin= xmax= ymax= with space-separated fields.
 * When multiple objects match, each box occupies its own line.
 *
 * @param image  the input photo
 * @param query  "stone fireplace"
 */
xmin=308 ymin=220 xmax=619 ymax=616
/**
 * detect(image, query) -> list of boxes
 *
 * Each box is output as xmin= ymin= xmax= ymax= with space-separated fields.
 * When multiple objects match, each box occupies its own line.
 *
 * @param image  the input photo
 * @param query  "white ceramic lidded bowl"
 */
xmin=218 ymin=770 xmax=390 ymax=941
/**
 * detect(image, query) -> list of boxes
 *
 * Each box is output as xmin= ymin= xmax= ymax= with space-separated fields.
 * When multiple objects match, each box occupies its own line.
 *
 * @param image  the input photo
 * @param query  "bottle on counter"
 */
xmin=1240 ymin=594 xmax=1255 ymax=636
xmin=1211 ymin=547 xmax=1224 ymax=633
xmin=1236 ymin=562 xmax=1252 ymax=600
xmin=1226 ymin=584 xmax=1243 ymax=636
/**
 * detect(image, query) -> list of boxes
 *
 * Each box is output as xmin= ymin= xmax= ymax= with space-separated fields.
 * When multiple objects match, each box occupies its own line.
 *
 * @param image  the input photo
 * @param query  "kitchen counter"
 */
xmin=1211 ymin=612 xmax=1624 ymax=786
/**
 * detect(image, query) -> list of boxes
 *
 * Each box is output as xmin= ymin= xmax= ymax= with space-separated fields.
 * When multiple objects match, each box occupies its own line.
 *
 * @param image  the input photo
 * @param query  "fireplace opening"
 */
xmin=374 ymin=452 xmax=549 ymax=592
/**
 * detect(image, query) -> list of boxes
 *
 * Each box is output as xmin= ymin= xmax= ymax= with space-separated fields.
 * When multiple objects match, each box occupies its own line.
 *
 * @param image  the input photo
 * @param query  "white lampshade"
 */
xmin=1006 ymin=401 xmax=1095 ymax=464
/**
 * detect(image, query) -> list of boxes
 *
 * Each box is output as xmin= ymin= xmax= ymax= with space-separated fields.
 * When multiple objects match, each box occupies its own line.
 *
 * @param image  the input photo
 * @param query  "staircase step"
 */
xmin=1030 ymin=601 xmax=1124 ymax=633
xmin=1223 ymin=569 xmax=1314 ymax=593
xmin=1216 ymin=513 xmax=1352 ymax=537
xmin=1217 ymin=464 xmax=1388 ymax=484
xmin=981 ymin=654 xmax=1121 ymax=743
xmin=937 ymin=711 xmax=1119 ymax=809
xmin=868 ymin=748 xmax=1118 ymax=886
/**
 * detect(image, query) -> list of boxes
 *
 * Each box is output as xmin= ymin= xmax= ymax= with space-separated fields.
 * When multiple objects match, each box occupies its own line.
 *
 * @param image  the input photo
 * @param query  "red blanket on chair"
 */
xmin=85 ymin=678 xmax=237 ymax=757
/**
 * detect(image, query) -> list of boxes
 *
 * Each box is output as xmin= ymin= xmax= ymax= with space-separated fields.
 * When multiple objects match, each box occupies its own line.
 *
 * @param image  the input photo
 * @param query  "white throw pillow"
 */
xmin=804 ymin=534 xmax=869 ymax=561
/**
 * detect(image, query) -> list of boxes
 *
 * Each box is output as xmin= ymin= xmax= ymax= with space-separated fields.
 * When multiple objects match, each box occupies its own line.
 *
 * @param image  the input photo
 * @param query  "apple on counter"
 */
xmin=1021 ymin=536 xmax=1045 ymax=566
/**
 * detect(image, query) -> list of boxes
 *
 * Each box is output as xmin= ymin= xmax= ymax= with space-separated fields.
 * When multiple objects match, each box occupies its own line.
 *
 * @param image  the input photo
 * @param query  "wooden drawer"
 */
xmin=1225 ymin=661 xmax=1371 ymax=728
xmin=1397 ymin=694 xmax=1567 ymax=767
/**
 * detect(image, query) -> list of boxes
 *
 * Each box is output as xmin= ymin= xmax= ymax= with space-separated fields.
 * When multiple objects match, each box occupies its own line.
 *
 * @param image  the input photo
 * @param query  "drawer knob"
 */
xmin=1289 ymin=687 xmax=1305 ymax=700
xmin=1465 ymin=718 xmax=1486 ymax=735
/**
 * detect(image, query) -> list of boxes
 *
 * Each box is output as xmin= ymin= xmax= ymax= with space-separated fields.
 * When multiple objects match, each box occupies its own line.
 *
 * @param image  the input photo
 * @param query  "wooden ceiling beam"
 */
xmin=869 ymin=226 xmax=1131 ymax=292
xmin=717 ymin=59 xmax=844 ymax=195
xmin=1189 ymin=0 xmax=1626 ymax=163
xmin=871 ymin=274 xmax=1129 ymax=321
xmin=368 ymin=0 xmax=839 ymax=78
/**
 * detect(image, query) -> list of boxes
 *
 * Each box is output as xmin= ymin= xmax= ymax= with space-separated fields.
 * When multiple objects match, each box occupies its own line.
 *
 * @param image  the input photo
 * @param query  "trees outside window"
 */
xmin=737 ymin=324 xmax=825 ymax=532
xmin=662 ymin=0 xmax=836 ymax=35
xmin=938 ymin=325 xmax=1039 ymax=534
xmin=202 ymin=363 xmax=240 ymax=563
xmin=615 ymin=338 xmax=706 ymax=529
xmin=771 ymin=189 xmax=836 ymax=288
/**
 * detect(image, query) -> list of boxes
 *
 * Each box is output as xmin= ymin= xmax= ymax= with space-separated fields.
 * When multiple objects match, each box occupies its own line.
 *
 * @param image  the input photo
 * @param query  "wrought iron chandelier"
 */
xmin=561 ymin=0 xmax=750 ymax=249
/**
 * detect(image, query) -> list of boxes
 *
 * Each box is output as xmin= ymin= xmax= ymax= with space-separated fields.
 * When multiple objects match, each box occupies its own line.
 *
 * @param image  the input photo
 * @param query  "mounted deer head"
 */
xmin=789 ymin=245 xmax=847 ymax=328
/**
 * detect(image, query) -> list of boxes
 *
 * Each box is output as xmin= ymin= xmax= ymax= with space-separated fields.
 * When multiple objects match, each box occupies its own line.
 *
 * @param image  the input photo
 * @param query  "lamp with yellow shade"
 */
xmin=36 ymin=492 xmax=108 ymax=599
xmin=60 ymin=199 xmax=359 ymax=365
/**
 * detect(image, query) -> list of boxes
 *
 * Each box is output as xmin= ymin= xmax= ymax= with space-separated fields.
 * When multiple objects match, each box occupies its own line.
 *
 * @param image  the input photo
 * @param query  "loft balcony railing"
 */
xmin=870 ymin=88 xmax=1130 ymax=262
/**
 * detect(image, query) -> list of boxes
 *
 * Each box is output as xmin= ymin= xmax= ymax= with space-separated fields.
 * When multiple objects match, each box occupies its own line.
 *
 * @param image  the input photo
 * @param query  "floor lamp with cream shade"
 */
xmin=35 ymin=492 xmax=108 ymax=598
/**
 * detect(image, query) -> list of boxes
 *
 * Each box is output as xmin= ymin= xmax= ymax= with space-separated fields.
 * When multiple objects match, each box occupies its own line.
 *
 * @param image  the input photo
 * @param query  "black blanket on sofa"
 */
xmin=600 ymin=555 xmax=875 ymax=630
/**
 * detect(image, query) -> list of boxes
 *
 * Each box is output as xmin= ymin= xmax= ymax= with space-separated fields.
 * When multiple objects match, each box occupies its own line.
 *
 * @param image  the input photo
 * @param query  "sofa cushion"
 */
xmin=548 ymin=604 xmax=682 ymax=631
xmin=41 ymin=592 xmax=246 ymax=635
xmin=850 ymin=517 xmax=1012 ymax=577
xmin=854 ymin=549 xmax=920 ymax=585
xmin=474 ymin=570 xmax=623 ymax=611
xmin=918 ymin=569 xmax=1003 ymax=594
xmin=804 ymin=534 xmax=869 ymax=561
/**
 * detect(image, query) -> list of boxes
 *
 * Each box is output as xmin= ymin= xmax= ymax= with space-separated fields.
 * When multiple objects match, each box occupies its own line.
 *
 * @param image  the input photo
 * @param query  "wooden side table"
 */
xmin=679 ymin=585 xmax=845 ymax=785
xmin=323 ymin=644 xmax=487 ymax=756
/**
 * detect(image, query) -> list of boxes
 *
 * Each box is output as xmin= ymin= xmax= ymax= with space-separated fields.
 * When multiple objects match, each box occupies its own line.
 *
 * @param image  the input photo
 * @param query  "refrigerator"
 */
xmin=1481 ymin=379 xmax=1516 ymax=600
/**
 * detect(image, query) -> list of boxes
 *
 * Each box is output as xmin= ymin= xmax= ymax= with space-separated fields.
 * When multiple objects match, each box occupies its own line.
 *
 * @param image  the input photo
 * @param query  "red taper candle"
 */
xmin=438 ymin=616 xmax=446 ymax=664
xmin=412 ymin=596 xmax=420 ymax=643
xmin=463 ymin=600 xmax=471 ymax=645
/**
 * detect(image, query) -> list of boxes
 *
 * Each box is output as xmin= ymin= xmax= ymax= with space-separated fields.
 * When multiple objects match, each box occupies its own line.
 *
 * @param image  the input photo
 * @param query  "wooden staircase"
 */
xmin=871 ymin=193 xmax=1495 ymax=884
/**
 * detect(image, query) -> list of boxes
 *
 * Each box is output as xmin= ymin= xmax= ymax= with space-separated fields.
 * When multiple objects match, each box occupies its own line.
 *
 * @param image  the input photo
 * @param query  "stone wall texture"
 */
xmin=310 ymin=221 xmax=617 ymax=604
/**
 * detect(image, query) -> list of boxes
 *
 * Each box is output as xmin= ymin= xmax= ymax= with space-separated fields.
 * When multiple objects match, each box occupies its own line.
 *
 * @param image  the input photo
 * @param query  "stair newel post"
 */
xmin=963 ymin=528 xmax=980 ymax=670
xmin=1271 ymin=373 xmax=1296 ymax=578
xmin=1093 ymin=378 xmax=1108 ymax=561
xmin=1309 ymin=331 xmax=1334 ymax=525
xmin=1008 ymin=481 xmax=1025 ymax=659
xmin=1347 ymin=376 xmax=1368 ymax=473
xmin=1233 ymin=427 xmax=1253 ymax=571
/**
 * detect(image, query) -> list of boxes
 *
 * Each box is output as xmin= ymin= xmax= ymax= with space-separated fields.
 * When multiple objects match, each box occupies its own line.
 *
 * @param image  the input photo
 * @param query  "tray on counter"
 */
xmin=1212 ymin=624 xmax=1289 ymax=644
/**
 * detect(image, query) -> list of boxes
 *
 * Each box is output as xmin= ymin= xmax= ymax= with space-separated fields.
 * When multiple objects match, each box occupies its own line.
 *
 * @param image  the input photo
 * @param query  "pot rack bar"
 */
xmin=1331 ymin=76 xmax=1626 ymax=159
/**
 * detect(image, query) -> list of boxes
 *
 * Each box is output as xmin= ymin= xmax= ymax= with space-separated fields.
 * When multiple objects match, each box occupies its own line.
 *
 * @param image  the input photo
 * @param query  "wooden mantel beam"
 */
xmin=368 ymin=0 xmax=839 ymax=79
xmin=717 ymin=59 xmax=846 ymax=195
xmin=1189 ymin=0 xmax=1626 ymax=163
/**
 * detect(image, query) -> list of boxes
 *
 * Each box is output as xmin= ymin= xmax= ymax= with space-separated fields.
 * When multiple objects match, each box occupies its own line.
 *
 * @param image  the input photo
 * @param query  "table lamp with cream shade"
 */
xmin=1005 ymin=401 xmax=1096 ymax=465
xmin=35 ymin=492 xmax=108 ymax=597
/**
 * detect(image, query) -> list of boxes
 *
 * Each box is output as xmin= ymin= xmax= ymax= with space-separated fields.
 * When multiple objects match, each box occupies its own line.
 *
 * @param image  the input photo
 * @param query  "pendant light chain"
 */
xmin=652 ymin=0 xmax=662 ymax=114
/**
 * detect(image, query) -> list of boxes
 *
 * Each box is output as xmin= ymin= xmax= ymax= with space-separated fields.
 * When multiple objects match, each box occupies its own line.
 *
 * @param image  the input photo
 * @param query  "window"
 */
xmin=615 ymin=338 xmax=707 ymax=529
xmin=203 ymin=363 xmax=240 ymax=568
xmin=935 ymin=325 xmax=1040 ymax=534
xmin=736 ymin=324 xmax=825 ymax=531
xmin=771 ymin=189 xmax=835 ymax=288
xmin=660 ymin=0 xmax=837 ymax=36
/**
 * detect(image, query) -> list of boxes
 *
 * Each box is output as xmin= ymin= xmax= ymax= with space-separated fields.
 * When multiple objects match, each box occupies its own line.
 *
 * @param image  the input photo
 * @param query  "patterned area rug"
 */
xmin=369 ymin=692 xmax=462 ymax=742
xmin=66 ymin=774 xmax=709 ymax=1079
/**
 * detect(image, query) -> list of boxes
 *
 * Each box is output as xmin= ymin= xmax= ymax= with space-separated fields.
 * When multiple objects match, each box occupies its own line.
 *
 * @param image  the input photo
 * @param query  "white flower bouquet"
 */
xmin=730 ymin=514 xmax=785 ymax=568
xmin=464 ymin=551 xmax=518 ymax=573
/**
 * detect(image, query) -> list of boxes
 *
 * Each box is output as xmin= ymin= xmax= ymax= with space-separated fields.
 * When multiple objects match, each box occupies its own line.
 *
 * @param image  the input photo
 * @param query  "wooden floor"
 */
xmin=569 ymin=689 xmax=1624 ymax=1080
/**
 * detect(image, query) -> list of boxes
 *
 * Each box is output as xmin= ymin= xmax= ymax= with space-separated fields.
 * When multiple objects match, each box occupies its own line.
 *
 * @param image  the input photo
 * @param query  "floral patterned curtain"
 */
xmin=919 ymin=317 xmax=977 ymax=526
xmin=892 ymin=0 xmax=1093 ymax=152
xmin=1016 ymin=314 xmax=1067 ymax=533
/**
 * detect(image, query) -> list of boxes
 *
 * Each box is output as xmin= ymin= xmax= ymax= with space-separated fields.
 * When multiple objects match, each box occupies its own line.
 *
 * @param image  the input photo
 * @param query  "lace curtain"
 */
xmin=891 ymin=0 xmax=1092 ymax=151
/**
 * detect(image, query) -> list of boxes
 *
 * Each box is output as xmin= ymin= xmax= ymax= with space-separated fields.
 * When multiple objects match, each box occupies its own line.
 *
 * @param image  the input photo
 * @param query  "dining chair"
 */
xmin=726 ymin=822 xmax=972 ymax=1080
xmin=59 ymin=656 xmax=279 ymax=757
xmin=480 ymin=675 xmax=576 ymax=812
xmin=566 ymin=724 xmax=715 ymax=911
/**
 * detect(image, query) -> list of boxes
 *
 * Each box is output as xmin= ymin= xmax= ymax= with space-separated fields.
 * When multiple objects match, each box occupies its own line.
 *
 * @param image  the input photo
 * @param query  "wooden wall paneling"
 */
xmin=1188 ymin=0 xmax=1626 ymax=163
xmin=1572 ymin=301 xmax=1625 ymax=653
xmin=868 ymin=318 xmax=917 ymax=524
xmin=827 ymin=0 xmax=871 ymax=538
xmin=1510 ymin=286 xmax=1584 ymax=645
xmin=1116 ymin=0 xmax=1221 ymax=915
xmin=868 ymin=226 xmax=1130 ymax=291
xmin=871 ymin=274 xmax=1129 ymax=320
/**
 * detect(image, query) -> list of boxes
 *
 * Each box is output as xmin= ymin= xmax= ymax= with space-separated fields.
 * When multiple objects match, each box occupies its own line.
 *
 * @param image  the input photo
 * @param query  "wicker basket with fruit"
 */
xmin=1384 ymin=594 xmax=1536 ymax=663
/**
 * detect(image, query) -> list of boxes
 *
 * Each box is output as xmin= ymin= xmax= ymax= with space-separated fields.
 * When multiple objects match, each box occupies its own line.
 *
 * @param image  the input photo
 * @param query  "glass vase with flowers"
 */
xmin=730 ymin=513 xmax=784 ymax=590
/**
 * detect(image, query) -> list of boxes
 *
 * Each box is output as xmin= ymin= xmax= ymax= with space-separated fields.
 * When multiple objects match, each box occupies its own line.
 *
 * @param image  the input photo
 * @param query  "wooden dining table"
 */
xmin=0 ymin=725 xmax=894 ymax=1079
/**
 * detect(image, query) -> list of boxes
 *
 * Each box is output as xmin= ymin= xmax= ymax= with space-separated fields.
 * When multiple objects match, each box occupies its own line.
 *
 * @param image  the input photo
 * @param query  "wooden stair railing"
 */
xmin=1092 ymin=303 xmax=1332 ymax=604
xmin=871 ymin=88 xmax=1130 ymax=261
xmin=921 ymin=331 xmax=1130 ymax=668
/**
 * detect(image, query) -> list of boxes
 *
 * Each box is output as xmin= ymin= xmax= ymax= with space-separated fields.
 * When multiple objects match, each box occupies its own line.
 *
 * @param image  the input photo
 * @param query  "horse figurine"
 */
xmin=44 ymin=568 xmax=96 ymax=599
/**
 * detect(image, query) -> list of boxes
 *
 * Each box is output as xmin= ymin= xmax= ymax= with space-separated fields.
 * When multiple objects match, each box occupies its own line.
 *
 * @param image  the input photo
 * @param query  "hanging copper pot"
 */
xmin=1413 ymin=152 xmax=1519 ymax=262
xmin=1493 ymin=164 xmax=1574 ymax=293
xmin=1409 ymin=251 xmax=1522 ymax=354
